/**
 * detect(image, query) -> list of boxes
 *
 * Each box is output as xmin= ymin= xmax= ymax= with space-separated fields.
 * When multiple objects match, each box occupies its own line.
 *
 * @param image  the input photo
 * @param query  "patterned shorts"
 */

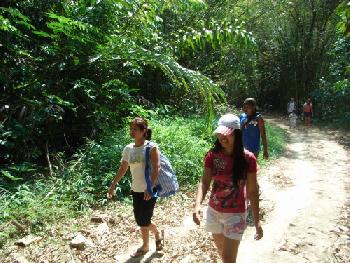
xmin=205 ymin=206 xmax=247 ymax=240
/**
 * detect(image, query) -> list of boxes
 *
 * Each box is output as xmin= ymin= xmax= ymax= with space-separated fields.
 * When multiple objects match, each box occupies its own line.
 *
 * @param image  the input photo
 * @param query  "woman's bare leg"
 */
xmin=148 ymin=223 xmax=161 ymax=240
xmin=212 ymin=233 xmax=224 ymax=260
xmin=222 ymin=236 xmax=240 ymax=263
xmin=212 ymin=233 xmax=240 ymax=263
xmin=140 ymin=226 xmax=150 ymax=250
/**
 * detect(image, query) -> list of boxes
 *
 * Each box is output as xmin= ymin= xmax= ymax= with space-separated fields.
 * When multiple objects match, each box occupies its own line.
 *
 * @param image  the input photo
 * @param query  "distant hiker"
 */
xmin=107 ymin=117 xmax=164 ymax=257
xmin=289 ymin=112 xmax=298 ymax=129
xmin=240 ymin=98 xmax=269 ymax=159
xmin=303 ymin=98 xmax=313 ymax=126
xmin=193 ymin=114 xmax=263 ymax=263
xmin=287 ymin=97 xmax=296 ymax=115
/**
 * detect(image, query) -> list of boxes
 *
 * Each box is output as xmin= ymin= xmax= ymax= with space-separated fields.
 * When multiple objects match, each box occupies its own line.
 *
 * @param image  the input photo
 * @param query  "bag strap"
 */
xmin=144 ymin=142 xmax=157 ymax=197
xmin=243 ymin=112 xmax=261 ymax=128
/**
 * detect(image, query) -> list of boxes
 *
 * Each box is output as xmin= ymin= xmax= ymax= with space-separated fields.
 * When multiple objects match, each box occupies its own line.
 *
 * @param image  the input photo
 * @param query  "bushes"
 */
xmin=0 ymin=114 xmax=212 ymax=248
xmin=257 ymin=123 xmax=286 ymax=166
xmin=0 ymin=113 xmax=287 ymax=246
xmin=312 ymin=79 xmax=350 ymax=129
xmin=151 ymin=117 xmax=212 ymax=185
xmin=60 ymin=115 xmax=212 ymax=208
xmin=0 ymin=179 xmax=77 ymax=247
xmin=1 ymin=0 xmax=231 ymax=175
xmin=59 ymin=115 xmax=286 ymax=207
xmin=310 ymin=34 xmax=350 ymax=129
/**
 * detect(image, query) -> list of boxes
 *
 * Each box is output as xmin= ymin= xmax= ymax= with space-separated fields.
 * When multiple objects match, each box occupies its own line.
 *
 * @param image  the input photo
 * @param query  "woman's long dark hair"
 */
xmin=212 ymin=129 xmax=247 ymax=187
xmin=131 ymin=117 xmax=152 ymax=140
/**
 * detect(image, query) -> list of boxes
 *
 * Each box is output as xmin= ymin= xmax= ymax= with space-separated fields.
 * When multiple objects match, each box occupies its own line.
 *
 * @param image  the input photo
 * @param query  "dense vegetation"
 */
xmin=1 ymin=0 xmax=348 ymax=176
xmin=0 ymin=0 xmax=348 ymax=244
xmin=0 ymin=113 xmax=285 ymax=245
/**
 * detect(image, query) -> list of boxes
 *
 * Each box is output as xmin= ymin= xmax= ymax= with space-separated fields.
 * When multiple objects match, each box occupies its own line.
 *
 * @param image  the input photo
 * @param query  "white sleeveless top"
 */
xmin=121 ymin=141 xmax=157 ymax=192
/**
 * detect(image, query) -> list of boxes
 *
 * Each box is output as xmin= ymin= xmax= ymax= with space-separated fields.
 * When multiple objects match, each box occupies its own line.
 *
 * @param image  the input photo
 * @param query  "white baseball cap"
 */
xmin=213 ymin=114 xmax=240 ymax=136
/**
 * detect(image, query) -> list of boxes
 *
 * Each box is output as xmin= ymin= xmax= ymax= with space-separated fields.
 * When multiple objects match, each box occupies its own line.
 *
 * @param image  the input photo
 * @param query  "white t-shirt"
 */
xmin=287 ymin=101 xmax=296 ymax=113
xmin=121 ymin=141 xmax=157 ymax=192
xmin=289 ymin=112 xmax=297 ymax=121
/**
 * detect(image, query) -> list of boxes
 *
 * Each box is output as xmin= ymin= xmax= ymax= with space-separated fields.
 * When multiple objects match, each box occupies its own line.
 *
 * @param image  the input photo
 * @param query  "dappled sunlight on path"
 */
xmin=2 ymin=117 xmax=349 ymax=262
xmin=237 ymin=117 xmax=350 ymax=263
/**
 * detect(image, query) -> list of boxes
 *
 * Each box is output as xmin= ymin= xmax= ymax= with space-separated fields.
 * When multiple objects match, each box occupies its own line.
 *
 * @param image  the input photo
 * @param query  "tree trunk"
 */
xmin=45 ymin=140 xmax=53 ymax=176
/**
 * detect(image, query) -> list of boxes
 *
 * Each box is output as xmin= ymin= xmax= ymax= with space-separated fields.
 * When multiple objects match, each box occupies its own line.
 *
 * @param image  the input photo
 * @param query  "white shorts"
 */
xmin=205 ymin=206 xmax=247 ymax=240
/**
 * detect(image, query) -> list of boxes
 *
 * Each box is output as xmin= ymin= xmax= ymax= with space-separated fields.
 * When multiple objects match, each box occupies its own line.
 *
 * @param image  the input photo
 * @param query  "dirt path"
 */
xmin=237 ymin=117 xmax=350 ymax=263
xmin=2 ymin=118 xmax=349 ymax=262
xmin=108 ymin=118 xmax=350 ymax=263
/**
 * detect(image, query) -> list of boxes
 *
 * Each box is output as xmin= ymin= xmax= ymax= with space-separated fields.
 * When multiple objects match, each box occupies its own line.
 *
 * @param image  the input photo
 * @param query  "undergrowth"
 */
xmin=257 ymin=123 xmax=286 ymax=166
xmin=0 ymin=114 xmax=286 ymax=247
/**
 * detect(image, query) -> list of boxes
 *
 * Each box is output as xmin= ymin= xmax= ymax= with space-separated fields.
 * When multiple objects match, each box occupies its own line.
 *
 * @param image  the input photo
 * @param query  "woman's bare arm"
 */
xmin=246 ymin=171 xmax=263 ymax=240
xmin=258 ymin=117 xmax=269 ymax=159
xmin=193 ymin=166 xmax=212 ymax=225
xmin=107 ymin=161 xmax=129 ymax=198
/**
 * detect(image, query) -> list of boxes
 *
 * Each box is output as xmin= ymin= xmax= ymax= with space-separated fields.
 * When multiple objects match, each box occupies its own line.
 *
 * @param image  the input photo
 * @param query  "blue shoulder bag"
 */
xmin=144 ymin=142 xmax=179 ymax=198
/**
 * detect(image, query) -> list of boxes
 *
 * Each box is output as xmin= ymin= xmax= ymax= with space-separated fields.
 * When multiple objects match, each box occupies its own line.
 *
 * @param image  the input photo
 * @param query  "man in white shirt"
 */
xmin=287 ymin=98 xmax=296 ymax=114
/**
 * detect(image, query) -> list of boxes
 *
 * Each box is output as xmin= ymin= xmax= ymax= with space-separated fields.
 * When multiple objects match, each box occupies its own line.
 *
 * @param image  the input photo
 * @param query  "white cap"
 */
xmin=213 ymin=114 xmax=240 ymax=136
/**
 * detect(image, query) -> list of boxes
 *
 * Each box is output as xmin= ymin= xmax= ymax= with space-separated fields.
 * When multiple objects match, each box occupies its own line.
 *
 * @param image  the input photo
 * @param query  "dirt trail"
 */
xmin=2 ymin=118 xmax=349 ymax=262
xmin=118 ymin=117 xmax=350 ymax=263
xmin=238 ymin=117 xmax=350 ymax=263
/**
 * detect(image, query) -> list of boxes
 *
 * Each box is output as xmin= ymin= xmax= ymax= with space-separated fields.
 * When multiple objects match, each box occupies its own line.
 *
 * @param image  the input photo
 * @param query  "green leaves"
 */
xmin=1 ymin=0 xmax=261 ymax=185
xmin=94 ymin=32 xmax=225 ymax=123
xmin=1 ymin=170 xmax=23 ymax=181
xmin=0 ymin=7 xmax=34 ymax=31
xmin=336 ymin=1 xmax=350 ymax=36
xmin=46 ymin=12 xmax=100 ymax=43
xmin=0 ymin=15 xmax=17 ymax=32
xmin=174 ymin=19 xmax=255 ymax=55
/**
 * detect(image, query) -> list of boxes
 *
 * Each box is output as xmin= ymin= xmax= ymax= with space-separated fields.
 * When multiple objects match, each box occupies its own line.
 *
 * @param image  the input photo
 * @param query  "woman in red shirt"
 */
xmin=193 ymin=114 xmax=263 ymax=263
xmin=303 ymin=98 xmax=313 ymax=126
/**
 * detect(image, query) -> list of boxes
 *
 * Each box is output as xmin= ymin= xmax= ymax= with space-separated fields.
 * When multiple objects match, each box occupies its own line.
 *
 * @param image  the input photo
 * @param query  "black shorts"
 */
xmin=132 ymin=191 xmax=157 ymax=227
xmin=304 ymin=112 xmax=312 ymax=118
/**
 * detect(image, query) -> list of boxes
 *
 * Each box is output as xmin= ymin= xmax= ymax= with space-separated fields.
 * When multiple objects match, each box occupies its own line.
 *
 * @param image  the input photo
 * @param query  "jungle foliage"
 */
xmin=2 ymin=1 xmax=348 ymax=243
xmin=0 ymin=0 xmax=348 ymax=198
xmin=0 ymin=0 xmax=254 ymax=178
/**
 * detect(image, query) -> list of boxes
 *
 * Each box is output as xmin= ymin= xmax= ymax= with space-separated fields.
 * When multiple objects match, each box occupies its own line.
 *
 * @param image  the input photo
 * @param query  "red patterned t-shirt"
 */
xmin=204 ymin=150 xmax=257 ymax=213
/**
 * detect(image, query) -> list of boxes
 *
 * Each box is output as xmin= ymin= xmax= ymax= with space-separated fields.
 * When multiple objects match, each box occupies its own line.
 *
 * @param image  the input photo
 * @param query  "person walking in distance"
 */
xmin=287 ymin=98 xmax=297 ymax=129
xmin=287 ymin=98 xmax=296 ymax=115
xmin=193 ymin=114 xmax=263 ymax=263
xmin=303 ymin=98 xmax=313 ymax=127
